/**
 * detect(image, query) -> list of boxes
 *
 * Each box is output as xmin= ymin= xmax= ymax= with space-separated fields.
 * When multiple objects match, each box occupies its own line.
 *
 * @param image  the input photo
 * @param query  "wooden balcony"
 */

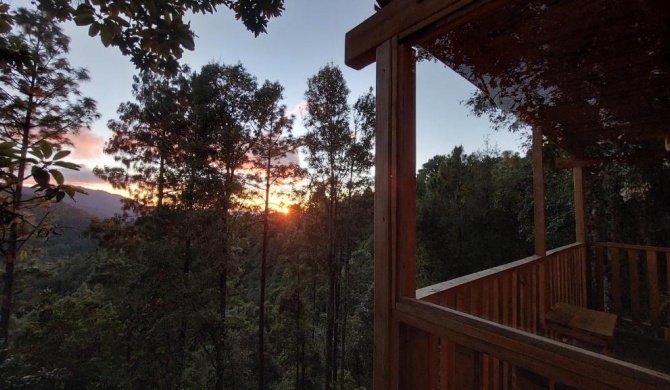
xmin=409 ymin=242 xmax=670 ymax=389
xmin=344 ymin=0 xmax=670 ymax=388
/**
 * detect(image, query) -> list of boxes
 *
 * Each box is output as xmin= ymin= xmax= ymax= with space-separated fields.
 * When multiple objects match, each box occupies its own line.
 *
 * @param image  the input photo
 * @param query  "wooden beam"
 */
xmin=374 ymin=38 xmax=396 ymax=390
xmin=397 ymin=42 xmax=417 ymax=298
xmin=532 ymin=126 xmax=547 ymax=256
xmin=573 ymin=167 xmax=587 ymax=243
xmin=373 ymin=37 xmax=416 ymax=390
xmin=344 ymin=0 xmax=498 ymax=69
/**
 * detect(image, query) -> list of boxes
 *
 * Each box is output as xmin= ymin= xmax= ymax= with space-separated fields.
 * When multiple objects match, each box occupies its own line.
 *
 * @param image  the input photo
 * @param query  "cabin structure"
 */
xmin=344 ymin=0 xmax=670 ymax=389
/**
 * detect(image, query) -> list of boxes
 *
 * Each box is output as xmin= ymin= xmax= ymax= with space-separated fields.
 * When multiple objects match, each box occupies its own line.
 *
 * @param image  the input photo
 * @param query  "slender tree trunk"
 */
xmin=340 ymin=255 xmax=349 ymax=390
xmin=325 ymin=164 xmax=340 ymax=390
xmin=157 ymin=154 xmax=165 ymax=209
xmin=294 ymin=306 xmax=300 ymax=389
xmin=325 ymin=260 xmax=335 ymax=389
xmin=177 ymin=235 xmax=192 ymax=387
xmin=215 ymin=193 xmax=230 ymax=390
xmin=215 ymin=266 xmax=227 ymax=390
xmin=258 ymin=154 xmax=272 ymax=390
xmin=0 ymin=88 xmax=34 ymax=358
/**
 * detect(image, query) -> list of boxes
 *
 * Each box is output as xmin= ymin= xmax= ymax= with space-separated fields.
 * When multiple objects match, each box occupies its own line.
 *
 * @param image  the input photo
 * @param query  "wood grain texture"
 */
xmin=344 ymin=0 xmax=497 ymax=69
xmin=395 ymin=298 xmax=670 ymax=390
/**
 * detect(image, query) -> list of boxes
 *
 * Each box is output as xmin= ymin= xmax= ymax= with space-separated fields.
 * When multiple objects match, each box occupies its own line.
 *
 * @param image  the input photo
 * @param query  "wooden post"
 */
xmin=573 ymin=167 xmax=587 ymax=243
xmin=373 ymin=37 xmax=416 ymax=390
xmin=374 ymin=38 xmax=396 ymax=390
xmin=532 ymin=126 xmax=546 ymax=256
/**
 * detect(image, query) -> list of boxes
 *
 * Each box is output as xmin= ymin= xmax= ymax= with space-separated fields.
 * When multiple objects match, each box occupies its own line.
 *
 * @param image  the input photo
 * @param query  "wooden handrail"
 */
xmin=396 ymin=297 xmax=670 ymax=390
xmin=594 ymin=242 xmax=670 ymax=253
xmin=417 ymin=243 xmax=583 ymax=300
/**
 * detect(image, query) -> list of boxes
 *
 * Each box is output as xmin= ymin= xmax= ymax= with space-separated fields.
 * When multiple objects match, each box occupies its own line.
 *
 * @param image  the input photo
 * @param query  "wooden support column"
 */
xmin=532 ymin=127 xmax=547 ymax=257
xmin=573 ymin=167 xmax=587 ymax=243
xmin=374 ymin=37 xmax=416 ymax=390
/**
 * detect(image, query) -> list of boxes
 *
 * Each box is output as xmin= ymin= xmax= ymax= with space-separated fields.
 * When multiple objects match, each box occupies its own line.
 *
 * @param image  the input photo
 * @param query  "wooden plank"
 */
xmin=502 ymin=274 xmax=510 ymax=326
xmin=440 ymin=338 xmax=454 ymax=390
xmin=595 ymin=245 xmax=605 ymax=311
xmin=540 ymin=262 xmax=548 ymax=326
xmin=610 ymin=248 xmax=622 ymax=315
xmin=472 ymin=285 xmax=482 ymax=317
xmin=561 ymin=253 xmax=567 ymax=304
xmin=492 ymin=278 xmax=500 ymax=323
xmin=373 ymin=38 xmax=395 ymax=390
xmin=580 ymin=245 xmax=588 ymax=308
xmin=532 ymin=266 xmax=538 ymax=333
xmin=344 ymin=0 xmax=498 ymax=69
xmin=568 ymin=253 xmax=574 ymax=305
xmin=628 ymin=249 xmax=642 ymax=324
xmin=454 ymin=344 xmax=481 ymax=390
xmin=396 ymin=42 xmax=416 ymax=298
xmin=646 ymin=250 xmax=660 ymax=328
xmin=510 ymin=272 xmax=519 ymax=328
xmin=573 ymin=167 xmax=587 ymax=243
xmin=400 ymin=325 xmax=437 ymax=389
xmin=532 ymin=126 xmax=547 ymax=256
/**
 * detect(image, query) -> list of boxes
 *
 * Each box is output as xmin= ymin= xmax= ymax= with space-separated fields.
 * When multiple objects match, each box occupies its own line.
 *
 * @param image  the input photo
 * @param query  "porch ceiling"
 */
xmin=352 ymin=0 xmax=670 ymax=162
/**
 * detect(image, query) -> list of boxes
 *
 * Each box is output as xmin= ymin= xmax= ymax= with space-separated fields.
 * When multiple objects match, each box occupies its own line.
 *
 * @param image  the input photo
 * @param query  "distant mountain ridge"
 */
xmin=63 ymin=188 xmax=126 ymax=218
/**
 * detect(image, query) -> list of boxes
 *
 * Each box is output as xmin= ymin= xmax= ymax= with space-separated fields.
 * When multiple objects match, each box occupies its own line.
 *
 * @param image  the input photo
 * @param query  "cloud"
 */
xmin=69 ymin=131 xmax=105 ymax=160
xmin=286 ymin=100 xmax=308 ymax=119
xmin=274 ymin=150 xmax=300 ymax=166
xmin=59 ymin=164 xmax=129 ymax=196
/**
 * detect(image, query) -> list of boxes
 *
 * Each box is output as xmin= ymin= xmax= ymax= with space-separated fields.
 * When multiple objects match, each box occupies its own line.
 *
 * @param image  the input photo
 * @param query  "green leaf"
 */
xmin=74 ymin=12 xmax=95 ymax=26
xmin=33 ymin=168 xmax=50 ymax=187
xmin=179 ymin=36 xmax=195 ymax=51
xmin=0 ymin=141 xmax=16 ymax=150
xmin=56 ymin=191 xmax=65 ymax=202
xmin=63 ymin=186 xmax=75 ymax=199
xmin=100 ymin=26 xmax=114 ymax=47
xmin=0 ymin=19 xmax=10 ymax=34
xmin=53 ymin=150 xmax=71 ymax=160
xmin=88 ymin=22 xmax=101 ymax=37
xmin=49 ymin=169 xmax=64 ymax=185
xmin=39 ymin=140 xmax=53 ymax=159
xmin=31 ymin=145 xmax=43 ymax=159
xmin=53 ymin=161 xmax=81 ymax=170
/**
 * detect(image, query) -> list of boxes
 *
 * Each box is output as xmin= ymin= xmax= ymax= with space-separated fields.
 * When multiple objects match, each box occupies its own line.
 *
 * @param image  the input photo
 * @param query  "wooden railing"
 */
xmin=405 ymin=242 xmax=670 ymax=389
xmin=592 ymin=242 xmax=670 ymax=333
xmin=397 ymin=298 xmax=670 ymax=390
xmin=417 ymin=243 xmax=588 ymax=333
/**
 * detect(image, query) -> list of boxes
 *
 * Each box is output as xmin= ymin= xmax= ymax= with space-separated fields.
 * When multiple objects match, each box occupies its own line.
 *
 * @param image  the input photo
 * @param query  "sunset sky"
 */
xmin=15 ymin=0 xmax=523 ymax=196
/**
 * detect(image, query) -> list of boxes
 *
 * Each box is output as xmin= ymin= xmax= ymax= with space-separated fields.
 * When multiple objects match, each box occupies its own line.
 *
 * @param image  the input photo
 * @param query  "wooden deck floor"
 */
xmin=612 ymin=331 xmax=670 ymax=374
xmin=562 ymin=329 xmax=670 ymax=374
